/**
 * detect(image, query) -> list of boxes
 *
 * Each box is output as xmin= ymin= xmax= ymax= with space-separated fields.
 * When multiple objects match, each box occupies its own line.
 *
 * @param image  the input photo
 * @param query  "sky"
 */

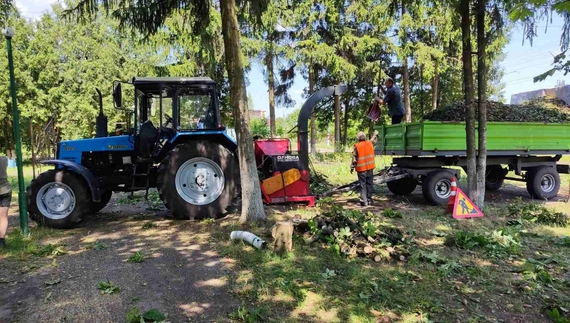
xmin=14 ymin=0 xmax=568 ymax=117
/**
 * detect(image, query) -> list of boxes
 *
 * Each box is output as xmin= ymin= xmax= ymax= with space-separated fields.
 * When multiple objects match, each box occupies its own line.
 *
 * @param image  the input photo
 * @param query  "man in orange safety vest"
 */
xmin=351 ymin=130 xmax=378 ymax=206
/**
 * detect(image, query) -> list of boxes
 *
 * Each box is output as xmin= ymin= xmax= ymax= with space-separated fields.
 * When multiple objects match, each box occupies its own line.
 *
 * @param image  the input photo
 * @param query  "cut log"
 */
xmin=356 ymin=243 xmax=374 ymax=255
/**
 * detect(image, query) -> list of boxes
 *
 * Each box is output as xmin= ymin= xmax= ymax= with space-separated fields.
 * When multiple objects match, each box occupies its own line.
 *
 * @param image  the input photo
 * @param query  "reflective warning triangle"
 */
xmin=452 ymin=188 xmax=484 ymax=219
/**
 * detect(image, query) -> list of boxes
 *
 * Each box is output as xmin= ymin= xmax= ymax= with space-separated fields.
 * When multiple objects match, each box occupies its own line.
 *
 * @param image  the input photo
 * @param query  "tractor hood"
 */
xmin=58 ymin=135 xmax=134 ymax=162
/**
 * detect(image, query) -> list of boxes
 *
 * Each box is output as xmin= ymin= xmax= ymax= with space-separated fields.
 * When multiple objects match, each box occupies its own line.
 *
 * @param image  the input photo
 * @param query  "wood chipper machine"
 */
xmin=253 ymin=84 xmax=347 ymax=206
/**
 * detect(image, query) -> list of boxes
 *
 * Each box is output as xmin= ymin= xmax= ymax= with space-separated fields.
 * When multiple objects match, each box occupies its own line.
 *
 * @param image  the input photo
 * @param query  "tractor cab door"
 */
xmin=134 ymin=84 xmax=175 ymax=159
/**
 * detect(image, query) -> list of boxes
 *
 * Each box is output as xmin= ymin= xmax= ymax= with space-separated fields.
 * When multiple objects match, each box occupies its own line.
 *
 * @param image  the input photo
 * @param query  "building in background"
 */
xmin=510 ymin=84 xmax=570 ymax=105
xmin=249 ymin=110 xmax=267 ymax=119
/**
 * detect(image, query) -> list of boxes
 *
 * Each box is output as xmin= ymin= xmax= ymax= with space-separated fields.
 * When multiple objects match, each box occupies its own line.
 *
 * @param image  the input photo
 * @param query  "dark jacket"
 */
xmin=384 ymin=85 xmax=405 ymax=117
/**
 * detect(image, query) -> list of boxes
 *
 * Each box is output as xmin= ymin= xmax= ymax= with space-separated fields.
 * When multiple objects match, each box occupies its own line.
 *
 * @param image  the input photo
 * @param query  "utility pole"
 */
xmin=3 ymin=26 xmax=28 ymax=236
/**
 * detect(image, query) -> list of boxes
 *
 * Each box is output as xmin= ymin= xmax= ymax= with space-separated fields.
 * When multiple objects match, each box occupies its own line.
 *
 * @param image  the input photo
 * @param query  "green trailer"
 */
xmin=374 ymin=121 xmax=570 ymax=205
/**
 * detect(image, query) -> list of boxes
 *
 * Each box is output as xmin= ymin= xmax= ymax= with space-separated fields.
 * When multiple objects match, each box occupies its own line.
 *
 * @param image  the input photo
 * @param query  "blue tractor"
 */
xmin=27 ymin=77 xmax=239 ymax=228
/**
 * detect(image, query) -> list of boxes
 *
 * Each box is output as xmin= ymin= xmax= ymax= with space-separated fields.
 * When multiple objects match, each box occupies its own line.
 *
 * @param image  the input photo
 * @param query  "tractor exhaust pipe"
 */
xmin=297 ymin=84 xmax=347 ymax=171
xmin=95 ymin=88 xmax=108 ymax=138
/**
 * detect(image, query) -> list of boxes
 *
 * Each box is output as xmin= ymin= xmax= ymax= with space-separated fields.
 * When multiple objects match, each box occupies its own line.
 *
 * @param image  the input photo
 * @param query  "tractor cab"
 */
xmin=114 ymin=77 xmax=226 ymax=161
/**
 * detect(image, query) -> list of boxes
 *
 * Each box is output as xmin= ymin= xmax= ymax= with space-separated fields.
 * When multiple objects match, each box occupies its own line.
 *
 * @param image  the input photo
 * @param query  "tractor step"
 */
xmin=130 ymin=163 xmax=152 ymax=199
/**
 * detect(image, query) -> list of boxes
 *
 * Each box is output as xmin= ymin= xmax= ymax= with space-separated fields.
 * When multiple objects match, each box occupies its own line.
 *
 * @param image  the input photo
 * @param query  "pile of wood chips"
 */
xmin=423 ymin=97 xmax=570 ymax=123
xmin=293 ymin=201 xmax=410 ymax=262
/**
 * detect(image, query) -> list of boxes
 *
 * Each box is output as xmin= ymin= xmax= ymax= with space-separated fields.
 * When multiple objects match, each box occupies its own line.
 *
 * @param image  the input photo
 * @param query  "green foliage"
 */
xmin=98 ymin=281 xmax=119 ymax=295
xmin=508 ymin=201 xmax=568 ymax=227
xmin=126 ymin=307 xmax=167 ymax=323
xmin=547 ymin=308 xmax=570 ymax=323
xmin=445 ymin=229 xmax=520 ymax=255
xmin=127 ymin=252 xmax=146 ymax=263
xmin=383 ymin=208 xmax=403 ymax=219
xmin=230 ymin=305 xmax=266 ymax=323
xmin=84 ymin=240 xmax=108 ymax=250
xmin=33 ymin=244 xmax=66 ymax=257
xmin=146 ymin=192 xmax=162 ymax=211
xmin=250 ymin=117 xmax=270 ymax=138
xmin=362 ymin=222 xmax=377 ymax=237
xmin=116 ymin=195 xmax=143 ymax=205
xmin=141 ymin=222 xmax=155 ymax=230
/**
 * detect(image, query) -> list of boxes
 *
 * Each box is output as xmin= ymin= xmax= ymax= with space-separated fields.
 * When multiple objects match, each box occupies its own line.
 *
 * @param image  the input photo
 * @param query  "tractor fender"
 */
xmin=40 ymin=159 xmax=102 ymax=202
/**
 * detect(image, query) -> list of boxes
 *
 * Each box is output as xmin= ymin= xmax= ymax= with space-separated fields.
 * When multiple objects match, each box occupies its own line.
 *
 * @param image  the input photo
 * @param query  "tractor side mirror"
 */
xmin=113 ymin=83 xmax=122 ymax=109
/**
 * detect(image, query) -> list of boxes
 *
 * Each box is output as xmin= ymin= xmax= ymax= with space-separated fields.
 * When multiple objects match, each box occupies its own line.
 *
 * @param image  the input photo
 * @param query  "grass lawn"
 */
xmin=214 ymin=153 xmax=570 ymax=322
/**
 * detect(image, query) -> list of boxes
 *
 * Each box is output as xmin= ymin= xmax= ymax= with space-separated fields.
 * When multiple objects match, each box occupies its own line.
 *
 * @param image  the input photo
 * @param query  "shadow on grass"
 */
xmin=214 ymin=220 xmax=443 ymax=323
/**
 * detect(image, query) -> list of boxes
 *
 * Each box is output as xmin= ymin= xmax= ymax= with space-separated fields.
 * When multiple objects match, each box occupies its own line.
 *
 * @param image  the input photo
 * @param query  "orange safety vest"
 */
xmin=354 ymin=141 xmax=375 ymax=172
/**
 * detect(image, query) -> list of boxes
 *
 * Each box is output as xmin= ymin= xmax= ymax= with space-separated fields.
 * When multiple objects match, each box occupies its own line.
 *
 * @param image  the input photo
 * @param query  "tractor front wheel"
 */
xmin=27 ymin=169 xmax=90 ymax=229
xmin=157 ymin=141 xmax=238 ymax=219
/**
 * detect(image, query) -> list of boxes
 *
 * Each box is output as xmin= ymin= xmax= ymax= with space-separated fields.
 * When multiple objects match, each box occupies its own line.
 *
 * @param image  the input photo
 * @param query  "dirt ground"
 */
xmin=0 ymin=195 xmax=239 ymax=323
xmin=0 ymin=177 xmax=568 ymax=323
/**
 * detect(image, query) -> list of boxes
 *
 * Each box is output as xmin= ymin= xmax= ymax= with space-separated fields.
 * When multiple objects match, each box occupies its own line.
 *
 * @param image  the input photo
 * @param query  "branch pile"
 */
xmin=294 ymin=199 xmax=410 ymax=262
xmin=423 ymin=97 xmax=570 ymax=123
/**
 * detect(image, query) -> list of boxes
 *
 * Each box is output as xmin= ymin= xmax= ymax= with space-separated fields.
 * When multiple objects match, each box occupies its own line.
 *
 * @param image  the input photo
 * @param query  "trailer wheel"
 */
xmin=27 ymin=169 xmax=90 ymax=229
xmin=485 ymin=165 xmax=507 ymax=191
xmin=91 ymin=191 xmax=112 ymax=213
xmin=157 ymin=141 xmax=238 ymax=219
xmin=422 ymin=170 xmax=454 ymax=205
xmin=387 ymin=177 xmax=418 ymax=196
xmin=526 ymin=166 xmax=560 ymax=200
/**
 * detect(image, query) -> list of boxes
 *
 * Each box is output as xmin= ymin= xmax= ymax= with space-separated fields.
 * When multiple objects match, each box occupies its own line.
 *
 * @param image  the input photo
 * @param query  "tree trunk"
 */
xmin=309 ymin=66 xmax=316 ymax=156
xmin=266 ymin=49 xmax=276 ymax=137
xmin=220 ymin=0 xmax=266 ymax=223
xmin=461 ymin=0 xmax=477 ymax=201
xmin=342 ymin=97 xmax=350 ymax=145
xmin=420 ymin=65 xmax=425 ymax=117
xmin=476 ymin=0 xmax=487 ymax=208
xmin=401 ymin=2 xmax=411 ymax=122
xmin=431 ymin=60 xmax=439 ymax=111
xmin=334 ymin=94 xmax=341 ymax=152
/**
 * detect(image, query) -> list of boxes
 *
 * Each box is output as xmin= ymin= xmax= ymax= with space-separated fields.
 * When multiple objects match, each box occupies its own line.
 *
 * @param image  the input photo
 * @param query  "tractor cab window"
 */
xmin=136 ymin=88 xmax=174 ymax=129
xmin=177 ymin=88 xmax=217 ymax=130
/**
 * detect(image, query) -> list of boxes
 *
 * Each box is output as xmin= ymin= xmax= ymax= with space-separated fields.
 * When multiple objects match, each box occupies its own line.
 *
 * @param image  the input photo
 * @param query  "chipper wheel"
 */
xmin=157 ymin=141 xmax=238 ymax=219
xmin=27 ymin=169 xmax=91 ymax=229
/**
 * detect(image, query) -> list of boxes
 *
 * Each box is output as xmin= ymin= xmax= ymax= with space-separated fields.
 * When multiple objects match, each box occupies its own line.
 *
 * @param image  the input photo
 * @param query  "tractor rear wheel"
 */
xmin=157 ymin=141 xmax=238 ymax=219
xmin=91 ymin=191 xmax=112 ymax=213
xmin=27 ymin=169 xmax=90 ymax=229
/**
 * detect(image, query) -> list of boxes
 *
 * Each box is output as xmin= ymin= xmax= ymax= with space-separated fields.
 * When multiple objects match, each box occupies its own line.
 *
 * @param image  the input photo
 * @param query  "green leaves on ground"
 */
xmin=383 ymin=208 xmax=403 ymax=219
xmin=230 ymin=305 xmax=266 ymax=323
xmin=127 ymin=307 xmax=167 ymax=323
xmin=84 ymin=240 xmax=108 ymax=250
xmin=508 ymin=201 xmax=568 ymax=227
xmin=33 ymin=244 xmax=67 ymax=257
xmin=98 ymin=281 xmax=120 ymax=295
xmin=128 ymin=251 xmax=147 ymax=263
xmin=546 ymin=308 xmax=570 ymax=323
xmin=445 ymin=229 xmax=520 ymax=256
